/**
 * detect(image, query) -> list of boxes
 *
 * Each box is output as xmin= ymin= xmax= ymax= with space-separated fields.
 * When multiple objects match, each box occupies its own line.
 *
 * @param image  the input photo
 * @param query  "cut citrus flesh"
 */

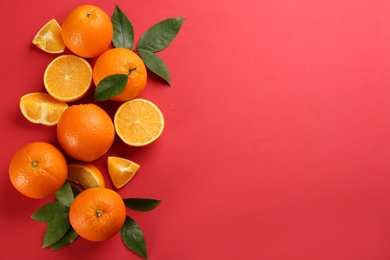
xmin=32 ymin=19 xmax=66 ymax=54
xmin=67 ymin=162 xmax=105 ymax=189
xmin=44 ymin=54 xmax=92 ymax=102
xmin=114 ymin=98 xmax=164 ymax=146
xmin=107 ymin=156 xmax=140 ymax=189
xmin=19 ymin=92 xmax=68 ymax=126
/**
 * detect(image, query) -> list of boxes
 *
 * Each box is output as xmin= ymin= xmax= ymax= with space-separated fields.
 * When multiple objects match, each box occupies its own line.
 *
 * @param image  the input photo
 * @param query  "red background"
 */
xmin=1 ymin=0 xmax=390 ymax=259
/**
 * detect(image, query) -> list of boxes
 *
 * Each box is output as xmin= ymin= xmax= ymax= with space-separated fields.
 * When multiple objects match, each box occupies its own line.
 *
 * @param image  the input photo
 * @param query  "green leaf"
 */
xmin=121 ymin=216 xmax=148 ymax=259
xmin=137 ymin=17 xmax=185 ymax=52
xmin=70 ymin=184 xmax=82 ymax=198
xmin=50 ymin=227 xmax=79 ymax=250
xmin=55 ymin=181 xmax=74 ymax=207
xmin=94 ymin=74 xmax=129 ymax=101
xmin=112 ymin=4 xmax=134 ymax=49
xmin=31 ymin=201 xmax=68 ymax=223
xmin=138 ymin=49 xmax=171 ymax=85
xmin=43 ymin=212 xmax=71 ymax=248
xmin=123 ymin=198 xmax=161 ymax=212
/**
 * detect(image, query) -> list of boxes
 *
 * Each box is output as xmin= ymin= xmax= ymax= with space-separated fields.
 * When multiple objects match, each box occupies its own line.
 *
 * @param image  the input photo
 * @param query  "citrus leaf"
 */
xmin=112 ymin=4 xmax=134 ymax=49
xmin=137 ymin=17 xmax=185 ymax=52
xmin=43 ymin=212 xmax=70 ymax=248
xmin=70 ymin=184 xmax=82 ymax=198
xmin=50 ymin=226 xmax=79 ymax=250
xmin=94 ymin=74 xmax=128 ymax=101
xmin=55 ymin=181 xmax=74 ymax=207
xmin=138 ymin=49 xmax=171 ymax=85
xmin=31 ymin=201 xmax=68 ymax=223
xmin=121 ymin=216 xmax=148 ymax=259
xmin=123 ymin=198 xmax=161 ymax=212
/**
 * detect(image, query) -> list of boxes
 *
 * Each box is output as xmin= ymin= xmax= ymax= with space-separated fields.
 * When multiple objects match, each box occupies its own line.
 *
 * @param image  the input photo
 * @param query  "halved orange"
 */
xmin=114 ymin=98 xmax=164 ymax=146
xmin=67 ymin=162 xmax=105 ymax=189
xmin=44 ymin=54 xmax=92 ymax=102
xmin=32 ymin=19 xmax=66 ymax=54
xmin=19 ymin=92 xmax=68 ymax=126
xmin=107 ymin=156 xmax=140 ymax=189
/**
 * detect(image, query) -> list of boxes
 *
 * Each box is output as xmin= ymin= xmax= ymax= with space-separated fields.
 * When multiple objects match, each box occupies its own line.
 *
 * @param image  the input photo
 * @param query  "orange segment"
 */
xmin=107 ymin=156 xmax=140 ymax=189
xmin=44 ymin=54 xmax=92 ymax=102
xmin=114 ymin=98 xmax=164 ymax=146
xmin=32 ymin=19 xmax=66 ymax=54
xmin=67 ymin=162 xmax=105 ymax=189
xmin=19 ymin=92 xmax=68 ymax=126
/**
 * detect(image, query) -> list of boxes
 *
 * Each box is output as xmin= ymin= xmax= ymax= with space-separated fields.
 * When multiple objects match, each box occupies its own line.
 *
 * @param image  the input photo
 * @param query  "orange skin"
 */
xmin=69 ymin=187 xmax=126 ymax=241
xmin=62 ymin=5 xmax=113 ymax=58
xmin=57 ymin=103 xmax=115 ymax=162
xmin=93 ymin=48 xmax=147 ymax=102
xmin=9 ymin=142 xmax=68 ymax=199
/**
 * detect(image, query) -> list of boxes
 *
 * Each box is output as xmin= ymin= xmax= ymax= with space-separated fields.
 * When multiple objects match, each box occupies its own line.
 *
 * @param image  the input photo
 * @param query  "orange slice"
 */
xmin=114 ymin=98 xmax=164 ymax=146
xmin=44 ymin=54 xmax=92 ymax=102
xmin=67 ymin=162 xmax=105 ymax=189
xmin=107 ymin=156 xmax=140 ymax=189
xmin=19 ymin=92 xmax=68 ymax=126
xmin=32 ymin=19 xmax=66 ymax=54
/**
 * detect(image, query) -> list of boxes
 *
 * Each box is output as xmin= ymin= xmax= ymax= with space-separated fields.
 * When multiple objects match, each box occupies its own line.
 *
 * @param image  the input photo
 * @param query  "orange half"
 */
xmin=19 ymin=92 xmax=68 ymax=126
xmin=67 ymin=162 xmax=105 ymax=189
xmin=44 ymin=54 xmax=92 ymax=102
xmin=107 ymin=156 xmax=140 ymax=189
xmin=32 ymin=19 xmax=66 ymax=54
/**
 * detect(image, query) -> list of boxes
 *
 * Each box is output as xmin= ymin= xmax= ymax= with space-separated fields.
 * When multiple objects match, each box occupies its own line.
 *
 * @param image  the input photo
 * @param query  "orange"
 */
xmin=69 ymin=187 xmax=126 ymax=241
xmin=107 ymin=156 xmax=140 ymax=189
xmin=9 ymin=142 xmax=68 ymax=199
xmin=19 ymin=92 xmax=68 ymax=126
xmin=114 ymin=98 xmax=164 ymax=146
xmin=57 ymin=103 xmax=115 ymax=162
xmin=62 ymin=5 xmax=113 ymax=58
xmin=44 ymin=54 xmax=92 ymax=102
xmin=67 ymin=162 xmax=105 ymax=189
xmin=93 ymin=48 xmax=147 ymax=102
xmin=32 ymin=19 xmax=66 ymax=54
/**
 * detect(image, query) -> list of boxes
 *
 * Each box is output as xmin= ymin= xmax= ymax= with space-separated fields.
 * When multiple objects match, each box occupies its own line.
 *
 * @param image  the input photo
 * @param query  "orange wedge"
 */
xmin=114 ymin=98 xmax=164 ymax=146
xmin=32 ymin=19 xmax=66 ymax=54
xmin=19 ymin=92 xmax=68 ymax=126
xmin=107 ymin=156 xmax=140 ymax=189
xmin=67 ymin=162 xmax=105 ymax=189
xmin=44 ymin=54 xmax=92 ymax=102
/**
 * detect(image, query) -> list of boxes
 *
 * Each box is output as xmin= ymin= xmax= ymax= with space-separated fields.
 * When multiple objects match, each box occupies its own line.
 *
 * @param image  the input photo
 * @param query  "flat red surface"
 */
xmin=1 ymin=0 xmax=390 ymax=259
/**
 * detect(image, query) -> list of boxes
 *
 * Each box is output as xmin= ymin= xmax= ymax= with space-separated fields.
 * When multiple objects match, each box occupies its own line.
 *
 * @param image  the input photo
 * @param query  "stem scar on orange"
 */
xmin=8 ymin=142 xmax=68 ymax=199
xmin=69 ymin=187 xmax=126 ymax=241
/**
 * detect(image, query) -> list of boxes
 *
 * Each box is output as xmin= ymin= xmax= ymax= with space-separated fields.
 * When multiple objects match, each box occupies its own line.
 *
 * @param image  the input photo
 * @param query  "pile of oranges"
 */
xmin=9 ymin=4 xmax=171 ymax=249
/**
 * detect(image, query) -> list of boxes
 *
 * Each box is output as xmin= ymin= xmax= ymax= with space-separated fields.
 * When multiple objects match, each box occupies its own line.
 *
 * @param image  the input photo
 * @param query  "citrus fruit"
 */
xmin=19 ymin=92 xmax=68 ymax=126
xmin=67 ymin=162 xmax=105 ymax=189
xmin=57 ymin=103 xmax=115 ymax=162
xmin=32 ymin=19 xmax=66 ymax=54
xmin=107 ymin=156 xmax=140 ymax=189
xmin=93 ymin=48 xmax=147 ymax=102
xmin=44 ymin=54 xmax=92 ymax=102
xmin=69 ymin=187 xmax=126 ymax=241
xmin=9 ymin=142 xmax=68 ymax=199
xmin=114 ymin=98 xmax=164 ymax=146
xmin=62 ymin=5 xmax=113 ymax=58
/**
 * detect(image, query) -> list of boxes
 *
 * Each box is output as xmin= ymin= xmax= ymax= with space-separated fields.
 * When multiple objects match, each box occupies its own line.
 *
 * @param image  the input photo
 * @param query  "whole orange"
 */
xmin=9 ymin=142 xmax=68 ymax=199
xmin=93 ymin=48 xmax=147 ymax=102
xmin=57 ymin=103 xmax=115 ymax=162
xmin=62 ymin=5 xmax=113 ymax=58
xmin=69 ymin=187 xmax=126 ymax=241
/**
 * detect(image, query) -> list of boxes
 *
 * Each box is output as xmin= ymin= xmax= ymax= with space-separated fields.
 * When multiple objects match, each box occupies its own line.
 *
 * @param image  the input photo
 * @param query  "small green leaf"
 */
xmin=138 ymin=49 xmax=171 ymax=85
xmin=94 ymin=74 xmax=129 ymax=101
xmin=123 ymin=198 xmax=161 ymax=212
xmin=112 ymin=4 xmax=134 ymax=49
xmin=137 ymin=17 xmax=185 ymax=52
xmin=50 ymin=227 xmax=79 ymax=250
xmin=43 ymin=212 xmax=70 ymax=248
xmin=121 ymin=216 xmax=148 ymax=259
xmin=70 ymin=184 xmax=82 ymax=198
xmin=31 ymin=201 xmax=68 ymax=223
xmin=55 ymin=181 xmax=74 ymax=207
